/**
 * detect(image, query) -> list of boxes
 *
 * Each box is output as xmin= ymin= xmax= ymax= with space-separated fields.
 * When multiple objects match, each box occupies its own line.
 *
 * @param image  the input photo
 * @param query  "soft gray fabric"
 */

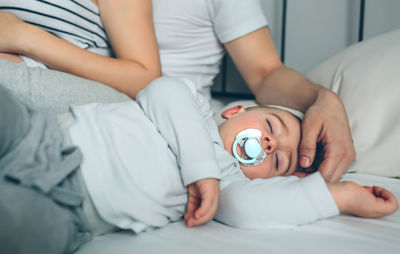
xmin=0 ymin=80 xmax=30 ymax=159
xmin=0 ymin=178 xmax=88 ymax=254
xmin=0 ymin=59 xmax=129 ymax=114
xmin=0 ymin=84 xmax=91 ymax=253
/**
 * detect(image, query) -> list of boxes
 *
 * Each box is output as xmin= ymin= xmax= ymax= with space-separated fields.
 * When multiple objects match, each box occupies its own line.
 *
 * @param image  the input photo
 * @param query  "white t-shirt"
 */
xmin=153 ymin=0 xmax=268 ymax=99
xmin=69 ymin=77 xmax=338 ymax=233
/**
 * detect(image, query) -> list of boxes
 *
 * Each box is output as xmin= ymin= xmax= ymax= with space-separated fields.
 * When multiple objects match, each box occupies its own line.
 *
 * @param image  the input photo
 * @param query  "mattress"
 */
xmin=77 ymin=173 xmax=400 ymax=254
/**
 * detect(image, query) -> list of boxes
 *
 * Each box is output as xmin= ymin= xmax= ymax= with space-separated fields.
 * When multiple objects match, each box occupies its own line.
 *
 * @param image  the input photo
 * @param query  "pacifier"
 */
xmin=232 ymin=128 xmax=267 ymax=167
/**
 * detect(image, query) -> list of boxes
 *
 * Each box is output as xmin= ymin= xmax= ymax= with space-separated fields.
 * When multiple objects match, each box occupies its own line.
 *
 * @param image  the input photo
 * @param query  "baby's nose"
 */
xmin=262 ymin=135 xmax=278 ymax=154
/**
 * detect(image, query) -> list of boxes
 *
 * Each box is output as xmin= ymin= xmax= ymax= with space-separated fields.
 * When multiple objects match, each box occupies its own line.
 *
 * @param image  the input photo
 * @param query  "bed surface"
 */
xmin=76 ymin=173 xmax=400 ymax=254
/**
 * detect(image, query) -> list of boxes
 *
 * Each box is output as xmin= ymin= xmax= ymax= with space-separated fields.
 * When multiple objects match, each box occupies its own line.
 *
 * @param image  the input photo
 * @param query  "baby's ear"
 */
xmin=221 ymin=105 xmax=245 ymax=119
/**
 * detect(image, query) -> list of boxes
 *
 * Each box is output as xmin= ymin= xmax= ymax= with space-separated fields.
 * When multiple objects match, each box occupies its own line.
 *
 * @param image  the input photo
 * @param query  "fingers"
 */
xmin=310 ymin=132 xmax=356 ymax=182
xmin=363 ymin=186 xmax=399 ymax=217
xmin=185 ymin=179 xmax=220 ymax=227
xmin=299 ymin=91 xmax=356 ymax=182
xmin=184 ymin=194 xmax=199 ymax=223
xmin=372 ymin=186 xmax=390 ymax=199
xmin=317 ymin=147 xmax=343 ymax=182
xmin=372 ymin=186 xmax=399 ymax=209
xmin=186 ymin=194 xmax=218 ymax=227
xmin=299 ymin=117 xmax=320 ymax=169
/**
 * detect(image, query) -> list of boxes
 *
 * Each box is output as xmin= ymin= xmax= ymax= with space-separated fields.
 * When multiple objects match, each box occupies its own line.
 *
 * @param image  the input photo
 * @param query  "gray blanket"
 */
xmin=0 ymin=83 xmax=91 ymax=253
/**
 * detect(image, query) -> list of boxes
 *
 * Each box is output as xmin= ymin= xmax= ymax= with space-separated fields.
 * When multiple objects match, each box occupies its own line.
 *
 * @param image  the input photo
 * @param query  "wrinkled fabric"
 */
xmin=0 ymin=84 xmax=91 ymax=253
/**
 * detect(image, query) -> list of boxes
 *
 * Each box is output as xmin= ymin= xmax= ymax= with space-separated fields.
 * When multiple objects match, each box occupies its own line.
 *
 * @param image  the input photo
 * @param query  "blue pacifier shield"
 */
xmin=244 ymin=138 xmax=262 ymax=158
xmin=232 ymin=129 xmax=267 ymax=167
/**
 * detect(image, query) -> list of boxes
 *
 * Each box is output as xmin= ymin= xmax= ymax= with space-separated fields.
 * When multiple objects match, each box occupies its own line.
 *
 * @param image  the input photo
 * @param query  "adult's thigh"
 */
xmin=0 ymin=84 xmax=30 ymax=158
xmin=0 ymin=59 xmax=129 ymax=114
xmin=0 ymin=179 xmax=79 ymax=254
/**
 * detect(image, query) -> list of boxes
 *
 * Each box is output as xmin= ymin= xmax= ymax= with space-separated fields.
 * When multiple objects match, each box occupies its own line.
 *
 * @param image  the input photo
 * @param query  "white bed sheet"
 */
xmin=76 ymin=173 xmax=400 ymax=254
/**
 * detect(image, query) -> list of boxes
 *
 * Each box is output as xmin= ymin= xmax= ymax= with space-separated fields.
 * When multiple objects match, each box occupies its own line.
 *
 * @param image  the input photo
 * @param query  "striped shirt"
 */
xmin=0 ymin=0 xmax=112 ymax=61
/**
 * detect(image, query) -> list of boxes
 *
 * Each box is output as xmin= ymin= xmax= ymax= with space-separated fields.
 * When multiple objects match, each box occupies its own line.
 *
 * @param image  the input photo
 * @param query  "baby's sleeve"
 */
xmin=136 ymin=77 xmax=221 ymax=186
xmin=215 ymin=172 xmax=339 ymax=229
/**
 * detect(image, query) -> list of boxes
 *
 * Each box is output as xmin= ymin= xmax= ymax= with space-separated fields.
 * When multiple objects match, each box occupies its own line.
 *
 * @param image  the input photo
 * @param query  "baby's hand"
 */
xmin=329 ymin=182 xmax=399 ymax=218
xmin=184 ymin=178 xmax=220 ymax=227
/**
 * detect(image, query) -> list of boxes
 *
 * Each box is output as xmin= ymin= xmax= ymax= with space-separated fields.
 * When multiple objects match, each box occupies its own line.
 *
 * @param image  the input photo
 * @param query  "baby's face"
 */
xmin=219 ymin=105 xmax=301 ymax=179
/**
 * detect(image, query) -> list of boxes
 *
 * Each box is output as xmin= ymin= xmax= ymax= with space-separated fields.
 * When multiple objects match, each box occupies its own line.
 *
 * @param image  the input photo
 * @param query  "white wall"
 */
xmin=284 ymin=0 xmax=359 ymax=74
xmin=364 ymin=0 xmax=400 ymax=40
xmin=213 ymin=0 xmax=400 ymax=96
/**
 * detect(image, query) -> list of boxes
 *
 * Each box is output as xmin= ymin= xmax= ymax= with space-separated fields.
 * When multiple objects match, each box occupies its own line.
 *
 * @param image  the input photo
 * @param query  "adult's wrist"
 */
xmin=255 ymin=65 xmax=336 ymax=112
xmin=315 ymin=87 xmax=342 ymax=107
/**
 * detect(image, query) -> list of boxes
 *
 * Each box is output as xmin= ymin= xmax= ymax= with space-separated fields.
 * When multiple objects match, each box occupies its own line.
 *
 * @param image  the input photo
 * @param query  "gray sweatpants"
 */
xmin=0 ymin=85 xmax=91 ymax=254
xmin=0 ymin=59 xmax=129 ymax=114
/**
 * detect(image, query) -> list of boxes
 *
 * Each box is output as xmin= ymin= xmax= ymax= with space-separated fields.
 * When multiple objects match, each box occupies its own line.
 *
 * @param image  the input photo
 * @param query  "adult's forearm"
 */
xmin=0 ymin=52 xmax=23 ymax=63
xmin=19 ymin=24 xmax=161 ymax=99
xmin=254 ymin=65 xmax=331 ymax=112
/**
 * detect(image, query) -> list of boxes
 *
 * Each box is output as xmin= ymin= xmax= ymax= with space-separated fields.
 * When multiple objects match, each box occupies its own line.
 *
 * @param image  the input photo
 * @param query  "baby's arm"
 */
xmin=216 ymin=172 xmax=339 ymax=229
xmin=136 ymin=77 xmax=221 ymax=227
xmin=328 ymin=182 xmax=398 ymax=217
xmin=216 ymin=172 xmax=398 ymax=230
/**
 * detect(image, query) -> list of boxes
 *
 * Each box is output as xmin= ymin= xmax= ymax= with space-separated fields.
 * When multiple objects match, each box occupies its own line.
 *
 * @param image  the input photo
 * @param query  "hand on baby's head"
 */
xmin=219 ymin=105 xmax=302 ymax=180
xmin=294 ymin=141 xmax=324 ymax=178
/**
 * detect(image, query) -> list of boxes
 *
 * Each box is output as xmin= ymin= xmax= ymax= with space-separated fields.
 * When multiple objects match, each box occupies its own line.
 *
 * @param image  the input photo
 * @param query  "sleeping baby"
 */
xmin=0 ymin=77 xmax=398 ymax=254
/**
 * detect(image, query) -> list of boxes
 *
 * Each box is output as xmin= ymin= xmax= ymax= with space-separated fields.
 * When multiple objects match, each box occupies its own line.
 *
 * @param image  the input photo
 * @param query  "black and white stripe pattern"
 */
xmin=0 ymin=0 xmax=111 ymax=55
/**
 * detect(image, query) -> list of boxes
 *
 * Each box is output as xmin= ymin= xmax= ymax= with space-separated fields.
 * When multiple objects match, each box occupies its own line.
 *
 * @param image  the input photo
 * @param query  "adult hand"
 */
xmin=300 ymin=89 xmax=356 ymax=182
xmin=0 ymin=12 xmax=27 ymax=54
xmin=184 ymin=178 xmax=220 ymax=227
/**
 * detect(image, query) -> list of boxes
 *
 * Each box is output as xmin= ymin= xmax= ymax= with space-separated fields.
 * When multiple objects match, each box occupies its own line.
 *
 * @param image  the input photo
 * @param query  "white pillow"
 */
xmin=307 ymin=29 xmax=400 ymax=177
